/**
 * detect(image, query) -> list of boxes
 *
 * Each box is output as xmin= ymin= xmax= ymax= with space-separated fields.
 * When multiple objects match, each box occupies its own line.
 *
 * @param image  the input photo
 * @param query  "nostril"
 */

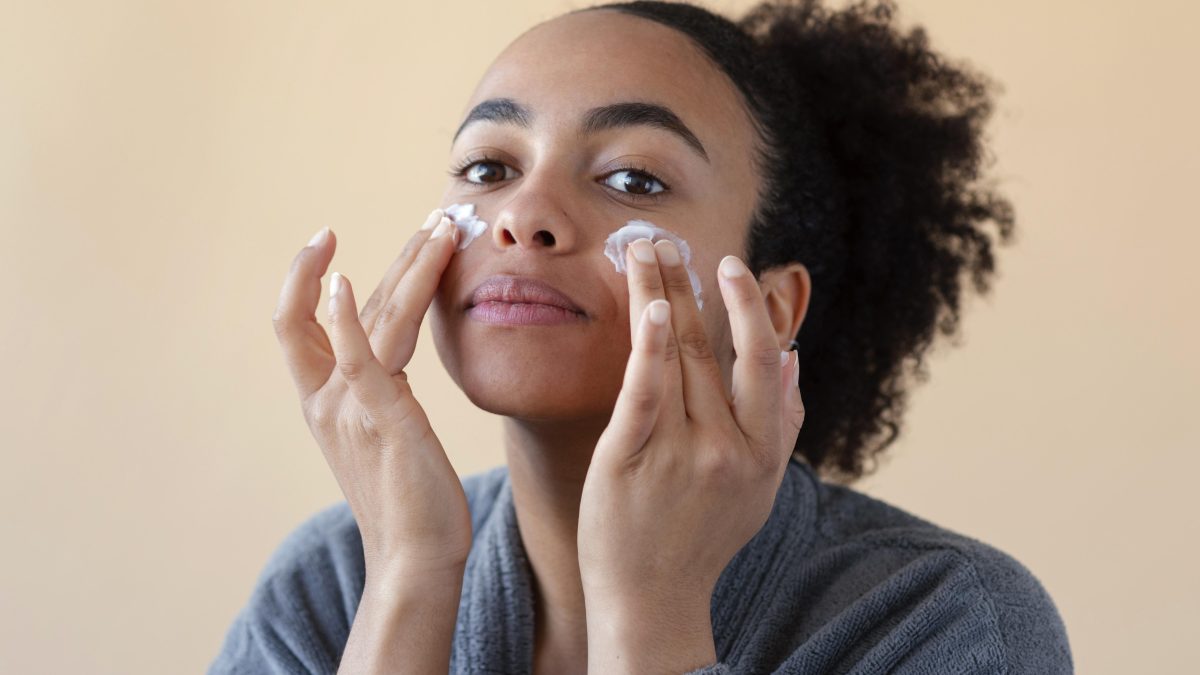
xmin=501 ymin=229 xmax=517 ymax=245
xmin=537 ymin=231 xmax=556 ymax=246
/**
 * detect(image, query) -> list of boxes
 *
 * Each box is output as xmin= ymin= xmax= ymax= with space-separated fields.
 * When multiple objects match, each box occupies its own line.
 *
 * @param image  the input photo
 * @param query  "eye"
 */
xmin=603 ymin=168 xmax=667 ymax=197
xmin=458 ymin=159 xmax=516 ymax=183
xmin=448 ymin=155 xmax=518 ymax=186
xmin=448 ymin=155 xmax=671 ymax=204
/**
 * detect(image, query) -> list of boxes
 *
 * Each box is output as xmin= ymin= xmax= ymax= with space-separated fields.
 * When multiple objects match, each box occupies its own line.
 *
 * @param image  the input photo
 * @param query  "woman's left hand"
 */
xmin=577 ymin=237 xmax=805 ymax=673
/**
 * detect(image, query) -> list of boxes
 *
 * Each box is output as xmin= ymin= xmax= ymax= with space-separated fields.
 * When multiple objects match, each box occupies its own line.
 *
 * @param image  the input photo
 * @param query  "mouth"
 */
xmin=467 ymin=274 xmax=588 ymax=326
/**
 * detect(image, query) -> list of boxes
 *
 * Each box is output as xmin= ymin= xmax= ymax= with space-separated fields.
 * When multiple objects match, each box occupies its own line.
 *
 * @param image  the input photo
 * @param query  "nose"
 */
xmin=490 ymin=188 xmax=578 ymax=253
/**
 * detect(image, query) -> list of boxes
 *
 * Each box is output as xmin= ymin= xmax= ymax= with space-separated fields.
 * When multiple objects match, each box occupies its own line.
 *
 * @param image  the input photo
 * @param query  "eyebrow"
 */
xmin=451 ymin=97 xmax=710 ymax=163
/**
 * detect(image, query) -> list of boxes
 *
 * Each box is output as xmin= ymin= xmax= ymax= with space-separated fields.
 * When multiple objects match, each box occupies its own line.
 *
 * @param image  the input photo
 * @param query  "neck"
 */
xmin=502 ymin=413 xmax=609 ymax=661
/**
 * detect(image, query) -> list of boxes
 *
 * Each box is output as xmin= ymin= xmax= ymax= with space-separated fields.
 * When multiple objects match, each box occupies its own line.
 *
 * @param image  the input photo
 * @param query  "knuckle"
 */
xmin=403 ymin=232 xmax=429 ymax=258
xmin=373 ymin=300 xmax=404 ymax=332
xmin=303 ymin=393 xmax=340 ymax=432
xmin=403 ymin=311 xmax=423 ymax=341
xmin=749 ymin=345 xmax=783 ymax=370
xmin=677 ymin=329 xmax=715 ymax=361
xmin=624 ymin=387 xmax=660 ymax=417
xmin=664 ymin=274 xmax=694 ymax=296
xmin=336 ymin=356 xmax=370 ymax=381
xmin=635 ymin=270 xmax=664 ymax=293
xmin=696 ymin=450 xmax=739 ymax=485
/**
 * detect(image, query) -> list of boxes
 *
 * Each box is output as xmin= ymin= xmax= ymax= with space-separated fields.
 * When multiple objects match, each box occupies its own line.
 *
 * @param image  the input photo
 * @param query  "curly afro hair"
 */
xmin=577 ymin=0 xmax=1015 ymax=483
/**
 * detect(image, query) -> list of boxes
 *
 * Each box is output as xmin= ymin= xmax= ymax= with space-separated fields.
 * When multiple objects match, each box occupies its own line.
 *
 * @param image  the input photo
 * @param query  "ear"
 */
xmin=757 ymin=262 xmax=812 ymax=350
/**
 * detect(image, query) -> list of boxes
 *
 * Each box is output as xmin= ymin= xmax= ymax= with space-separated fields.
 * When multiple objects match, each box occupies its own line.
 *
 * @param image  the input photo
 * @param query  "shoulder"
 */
xmin=802 ymin=474 xmax=1074 ymax=672
xmin=207 ymin=497 xmax=363 ymax=674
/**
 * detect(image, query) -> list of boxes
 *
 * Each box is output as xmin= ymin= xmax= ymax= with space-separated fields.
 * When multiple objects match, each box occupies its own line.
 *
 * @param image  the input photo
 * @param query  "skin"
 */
xmin=273 ymin=9 xmax=811 ymax=675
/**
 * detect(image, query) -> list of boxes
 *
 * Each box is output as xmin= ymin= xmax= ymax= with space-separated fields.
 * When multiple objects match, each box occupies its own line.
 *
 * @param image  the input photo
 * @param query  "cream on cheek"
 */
xmin=444 ymin=203 xmax=490 ymax=250
xmin=442 ymin=206 xmax=705 ymax=309
xmin=603 ymin=220 xmax=704 ymax=309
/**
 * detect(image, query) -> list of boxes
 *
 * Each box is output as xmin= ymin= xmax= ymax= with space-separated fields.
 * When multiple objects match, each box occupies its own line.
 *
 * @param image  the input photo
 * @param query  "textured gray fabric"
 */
xmin=208 ymin=458 xmax=1073 ymax=673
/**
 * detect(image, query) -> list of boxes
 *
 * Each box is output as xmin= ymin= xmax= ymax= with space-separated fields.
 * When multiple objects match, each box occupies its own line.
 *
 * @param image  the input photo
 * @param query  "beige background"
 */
xmin=2 ymin=0 xmax=1195 ymax=672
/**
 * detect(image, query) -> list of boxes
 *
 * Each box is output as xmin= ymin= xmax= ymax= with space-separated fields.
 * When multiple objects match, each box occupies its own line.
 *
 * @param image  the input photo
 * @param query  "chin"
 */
xmin=456 ymin=358 xmax=615 ymax=421
xmin=441 ymin=343 xmax=627 ymax=422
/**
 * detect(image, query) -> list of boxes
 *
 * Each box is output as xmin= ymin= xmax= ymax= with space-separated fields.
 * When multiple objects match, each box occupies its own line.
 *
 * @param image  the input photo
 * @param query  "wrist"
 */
xmin=341 ymin=563 xmax=465 ymax=675
xmin=364 ymin=558 xmax=467 ymax=600
xmin=585 ymin=593 xmax=716 ymax=674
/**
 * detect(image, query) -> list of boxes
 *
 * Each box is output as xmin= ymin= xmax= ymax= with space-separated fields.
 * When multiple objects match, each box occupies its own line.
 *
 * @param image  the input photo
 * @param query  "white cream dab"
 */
xmin=603 ymin=220 xmax=704 ymax=309
xmin=443 ymin=203 xmax=489 ymax=250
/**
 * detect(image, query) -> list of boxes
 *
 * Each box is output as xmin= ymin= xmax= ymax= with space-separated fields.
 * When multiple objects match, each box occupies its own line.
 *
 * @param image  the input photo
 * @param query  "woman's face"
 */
xmin=430 ymin=9 xmax=762 ymax=423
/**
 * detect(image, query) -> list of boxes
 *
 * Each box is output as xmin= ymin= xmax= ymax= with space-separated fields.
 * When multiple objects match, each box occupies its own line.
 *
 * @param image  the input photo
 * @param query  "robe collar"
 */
xmin=451 ymin=456 xmax=820 ymax=673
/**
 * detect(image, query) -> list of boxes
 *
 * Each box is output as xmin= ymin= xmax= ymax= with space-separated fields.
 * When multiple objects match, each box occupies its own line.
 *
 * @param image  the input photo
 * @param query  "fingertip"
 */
xmin=783 ymin=349 xmax=801 ymax=395
xmin=306 ymin=227 xmax=329 ymax=248
xmin=718 ymin=255 xmax=749 ymax=280
xmin=329 ymin=271 xmax=350 ymax=315
xmin=647 ymin=299 xmax=670 ymax=326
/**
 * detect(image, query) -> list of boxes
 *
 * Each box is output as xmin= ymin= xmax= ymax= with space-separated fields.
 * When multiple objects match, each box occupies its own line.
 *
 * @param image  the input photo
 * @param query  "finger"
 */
xmin=653 ymin=239 xmax=728 ymax=418
xmin=780 ymin=349 xmax=806 ymax=467
xmin=359 ymin=208 xmax=445 ymax=333
xmin=327 ymin=271 xmax=411 ymax=421
xmin=369 ymin=215 xmax=460 ymax=375
xmin=597 ymin=299 xmax=672 ymax=463
xmin=625 ymin=238 xmax=663 ymax=345
xmin=626 ymin=238 xmax=684 ymax=420
xmin=717 ymin=254 xmax=787 ymax=458
xmin=271 ymin=227 xmax=339 ymax=402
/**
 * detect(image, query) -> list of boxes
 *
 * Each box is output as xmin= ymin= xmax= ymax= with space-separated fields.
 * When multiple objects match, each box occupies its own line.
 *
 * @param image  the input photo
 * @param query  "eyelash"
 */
xmin=446 ymin=153 xmax=671 ymax=204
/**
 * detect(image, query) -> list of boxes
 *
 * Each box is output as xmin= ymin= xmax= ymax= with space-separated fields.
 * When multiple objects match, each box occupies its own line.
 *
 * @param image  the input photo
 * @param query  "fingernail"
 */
xmin=719 ymin=255 xmax=748 ymax=279
xmin=420 ymin=208 xmax=444 ymax=231
xmin=654 ymin=240 xmax=681 ymax=266
xmin=630 ymin=238 xmax=656 ymax=264
xmin=779 ymin=350 xmax=789 ymax=367
xmin=330 ymin=272 xmax=342 ymax=298
xmin=431 ymin=217 xmax=452 ymax=239
xmin=648 ymin=300 xmax=670 ymax=325
xmin=307 ymin=227 xmax=329 ymax=248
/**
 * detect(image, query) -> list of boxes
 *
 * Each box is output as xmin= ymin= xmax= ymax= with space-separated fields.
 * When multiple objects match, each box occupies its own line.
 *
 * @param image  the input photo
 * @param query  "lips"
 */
xmin=468 ymin=274 xmax=586 ymax=316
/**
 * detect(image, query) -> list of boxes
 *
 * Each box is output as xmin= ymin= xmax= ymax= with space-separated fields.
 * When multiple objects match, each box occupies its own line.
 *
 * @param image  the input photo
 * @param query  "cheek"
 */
xmin=601 ymin=220 xmax=706 ymax=309
xmin=443 ymin=202 xmax=490 ymax=250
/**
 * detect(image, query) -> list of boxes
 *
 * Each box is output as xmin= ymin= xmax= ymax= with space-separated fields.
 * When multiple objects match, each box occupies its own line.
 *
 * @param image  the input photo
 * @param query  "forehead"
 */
xmin=459 ymin=10 xmax=756 ymax=165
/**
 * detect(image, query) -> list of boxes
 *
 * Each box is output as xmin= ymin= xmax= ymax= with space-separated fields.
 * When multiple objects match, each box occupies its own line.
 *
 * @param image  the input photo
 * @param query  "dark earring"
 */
xmin=788 ymin=339 xmax=800 ymax=352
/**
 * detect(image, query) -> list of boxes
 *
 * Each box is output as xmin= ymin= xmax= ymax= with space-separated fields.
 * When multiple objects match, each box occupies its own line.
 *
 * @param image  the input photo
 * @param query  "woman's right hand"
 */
xmin=271 ymin=208 xmax=472 ymax=582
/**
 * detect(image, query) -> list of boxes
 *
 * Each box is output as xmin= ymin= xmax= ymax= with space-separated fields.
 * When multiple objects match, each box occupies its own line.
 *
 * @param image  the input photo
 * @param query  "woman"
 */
xmin=212 ymin=1 xmax=1072 ymax=672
